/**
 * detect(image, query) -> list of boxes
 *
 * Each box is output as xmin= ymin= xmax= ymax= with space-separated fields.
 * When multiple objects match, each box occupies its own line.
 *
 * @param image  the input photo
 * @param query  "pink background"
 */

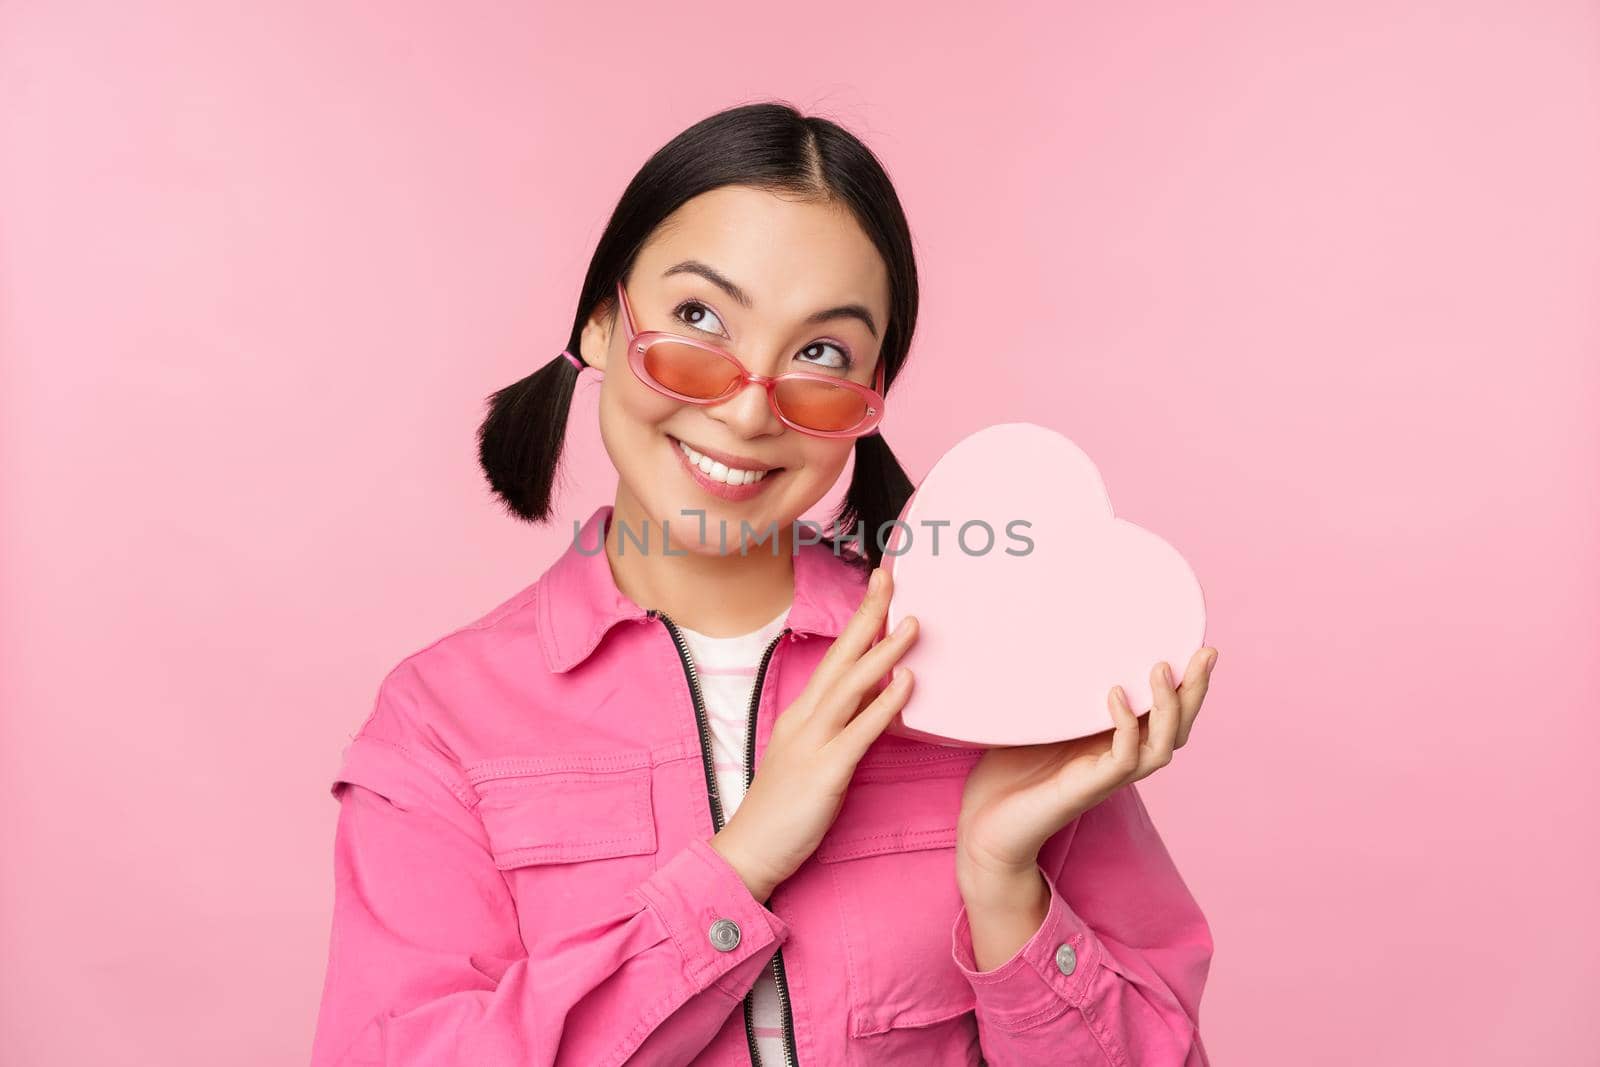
xmin=3 ymin=2 xmax=1596 ymax=1063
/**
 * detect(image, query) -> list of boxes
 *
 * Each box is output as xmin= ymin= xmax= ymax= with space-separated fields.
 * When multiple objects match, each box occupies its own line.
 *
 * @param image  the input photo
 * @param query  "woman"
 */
xmin=311 ymin=101 xmax=1218 ymax=1066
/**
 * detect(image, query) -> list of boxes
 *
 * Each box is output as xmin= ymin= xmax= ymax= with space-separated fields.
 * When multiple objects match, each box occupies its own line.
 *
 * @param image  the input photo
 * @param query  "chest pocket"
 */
xmin=814 ymin=739 xmax=986 ymax=1050
xmin=466 ymin=750 xmax=660 ymax=948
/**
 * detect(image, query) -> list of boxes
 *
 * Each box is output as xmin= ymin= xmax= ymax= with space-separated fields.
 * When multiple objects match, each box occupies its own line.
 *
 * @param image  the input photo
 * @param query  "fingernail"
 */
xmin=1207 ymin=652 xmax=1218 ymax=672
xmin=1163 ymin=664 xmax=1175 ymax=688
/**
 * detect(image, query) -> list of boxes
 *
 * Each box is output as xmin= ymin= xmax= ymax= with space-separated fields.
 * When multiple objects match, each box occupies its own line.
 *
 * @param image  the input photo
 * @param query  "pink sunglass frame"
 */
xmin=612 ymin=279 xmax=886 ymax=439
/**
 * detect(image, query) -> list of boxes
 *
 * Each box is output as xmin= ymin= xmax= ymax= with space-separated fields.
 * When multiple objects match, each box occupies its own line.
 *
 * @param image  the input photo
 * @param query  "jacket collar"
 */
xmin=537 ymin=504 xmax=870 ymax=673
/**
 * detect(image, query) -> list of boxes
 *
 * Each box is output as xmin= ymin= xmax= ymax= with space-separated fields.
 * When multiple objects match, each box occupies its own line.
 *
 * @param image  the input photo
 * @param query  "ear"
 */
xmin=579 ymin=295 xmax=617 ymax=374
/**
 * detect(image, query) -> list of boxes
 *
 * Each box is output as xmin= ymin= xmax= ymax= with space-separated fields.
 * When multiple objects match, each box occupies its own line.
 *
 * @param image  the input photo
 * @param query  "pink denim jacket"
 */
xmin=311 ymin=504 xmax=1214 ymax=1066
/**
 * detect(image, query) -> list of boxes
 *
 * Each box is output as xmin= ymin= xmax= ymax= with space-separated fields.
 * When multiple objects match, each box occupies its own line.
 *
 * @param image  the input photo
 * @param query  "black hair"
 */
xmin=477 ymin=100 xmax=919 ymax=570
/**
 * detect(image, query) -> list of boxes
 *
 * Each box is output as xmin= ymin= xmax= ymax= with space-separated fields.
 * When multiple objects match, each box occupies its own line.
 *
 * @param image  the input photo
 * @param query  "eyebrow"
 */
xmin=662 ymin=259 xmax=879 ymax=339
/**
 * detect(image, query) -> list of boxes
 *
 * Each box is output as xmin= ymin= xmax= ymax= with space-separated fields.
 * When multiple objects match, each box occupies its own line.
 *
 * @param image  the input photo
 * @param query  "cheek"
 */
xmin=595 ymin=380 xmax=684 ymax=484
xmin=775 ymin=439 xmax=861 ymax=533
xmin=794 ymin=438 xmax=855 ymax=483
xmin=599 ymin=375 xmax=682 ymax=436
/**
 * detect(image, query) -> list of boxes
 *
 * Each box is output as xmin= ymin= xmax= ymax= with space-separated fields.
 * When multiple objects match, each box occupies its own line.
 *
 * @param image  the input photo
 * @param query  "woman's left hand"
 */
xmin=955 ymin=648 xmax=1218 ymax=885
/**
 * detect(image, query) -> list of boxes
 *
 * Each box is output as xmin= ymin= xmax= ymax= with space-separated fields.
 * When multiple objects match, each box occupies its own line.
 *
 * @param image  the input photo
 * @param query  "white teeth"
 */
xmin=677 ymin=440 xmax=771 ymax=486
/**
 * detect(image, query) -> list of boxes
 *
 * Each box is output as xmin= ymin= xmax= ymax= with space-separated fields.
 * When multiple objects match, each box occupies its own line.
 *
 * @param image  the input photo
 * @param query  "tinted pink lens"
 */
xmin=773 ymin=377 xmax=872 ymax=433
xmin=642 ymin=342 xmax=741 ymax=400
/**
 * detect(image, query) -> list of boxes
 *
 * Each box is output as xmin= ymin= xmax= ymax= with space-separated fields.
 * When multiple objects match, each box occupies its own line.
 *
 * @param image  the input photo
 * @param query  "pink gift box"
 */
xmin=879 ymin=422 xmax=1208 ymax=747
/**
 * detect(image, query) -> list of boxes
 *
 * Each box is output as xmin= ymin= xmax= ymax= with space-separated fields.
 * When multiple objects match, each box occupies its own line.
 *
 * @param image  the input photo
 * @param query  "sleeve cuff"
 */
xmin=634 ymin=835 xmax=792 ymax=998
xmin=950 ymin=863 xmax=1104 ymax=1031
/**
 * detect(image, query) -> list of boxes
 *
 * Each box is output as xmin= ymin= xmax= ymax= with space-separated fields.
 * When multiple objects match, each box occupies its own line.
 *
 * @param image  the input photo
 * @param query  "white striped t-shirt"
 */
xmin=675 ymin=605 xmax=790 ymax=1064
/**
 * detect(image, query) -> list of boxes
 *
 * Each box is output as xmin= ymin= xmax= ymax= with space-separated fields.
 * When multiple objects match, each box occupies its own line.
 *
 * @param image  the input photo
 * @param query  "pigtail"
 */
xmin=476 ymin=350 xmax=586 ymax=523
xmin=832 ymin=430 xmax=915 ymax=570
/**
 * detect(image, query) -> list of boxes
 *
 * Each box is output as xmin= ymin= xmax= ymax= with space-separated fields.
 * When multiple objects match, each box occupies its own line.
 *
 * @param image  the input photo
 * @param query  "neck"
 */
xmin=603 ymin=491 xmax=796 ymax=638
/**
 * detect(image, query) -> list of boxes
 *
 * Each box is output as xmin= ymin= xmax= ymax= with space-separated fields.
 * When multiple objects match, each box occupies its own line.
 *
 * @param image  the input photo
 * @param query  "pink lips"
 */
xmin=670 ymin=436 xmax=781 ymax=502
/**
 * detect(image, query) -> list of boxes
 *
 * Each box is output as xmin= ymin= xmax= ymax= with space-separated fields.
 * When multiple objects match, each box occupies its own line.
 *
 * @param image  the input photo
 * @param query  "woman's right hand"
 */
xmin=710 ymin=565 xmax=919 ymax=902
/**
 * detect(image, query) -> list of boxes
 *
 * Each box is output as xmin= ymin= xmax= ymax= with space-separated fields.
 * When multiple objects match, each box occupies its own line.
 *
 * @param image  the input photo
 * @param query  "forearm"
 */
xmin=948 ymin=786 xmax=1214 ymax=1066
xmin=956 ymin=854 xmax=1052 ymax=971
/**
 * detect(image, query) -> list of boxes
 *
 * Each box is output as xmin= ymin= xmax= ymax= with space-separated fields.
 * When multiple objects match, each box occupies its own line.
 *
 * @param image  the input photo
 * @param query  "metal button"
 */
xmin=708 ymin=918 xmax=742 ymax=952
xmin=1055 ymin=943 xmax=1077 ymax=976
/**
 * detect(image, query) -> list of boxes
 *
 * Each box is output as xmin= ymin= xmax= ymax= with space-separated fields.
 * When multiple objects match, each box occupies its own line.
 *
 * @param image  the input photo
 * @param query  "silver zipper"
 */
xmin=743 ymin=629 xmax=797 ymax=1067
xmin=648 ymin=610 xmax=799 ymax=1067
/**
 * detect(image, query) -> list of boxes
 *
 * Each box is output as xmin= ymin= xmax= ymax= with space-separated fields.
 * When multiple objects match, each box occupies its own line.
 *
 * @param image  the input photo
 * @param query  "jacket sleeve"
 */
xmin=949 ymin=781 xmax=1214 ymax=1067
xmin=309 ymin=689 xmax=790 ymax=1067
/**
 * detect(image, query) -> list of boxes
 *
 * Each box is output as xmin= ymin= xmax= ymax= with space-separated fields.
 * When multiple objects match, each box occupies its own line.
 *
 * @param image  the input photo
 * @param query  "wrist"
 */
xmin=955 ymin=848 xmax=1045 ymax=907
xmin=709 ymin=828 xmax=778 ymax=903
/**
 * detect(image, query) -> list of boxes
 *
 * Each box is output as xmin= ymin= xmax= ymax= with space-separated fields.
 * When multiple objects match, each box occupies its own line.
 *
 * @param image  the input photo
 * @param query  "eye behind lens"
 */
xmin=644 ymin=341 xmax=743 ymax=400
xmin=773 ymin=378 xmax=871 ymax=434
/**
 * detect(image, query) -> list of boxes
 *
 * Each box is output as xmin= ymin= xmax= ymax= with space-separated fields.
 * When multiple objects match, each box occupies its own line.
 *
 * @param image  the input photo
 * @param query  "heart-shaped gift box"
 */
xmin=877 ymin=422 xmax=1207 ymax=748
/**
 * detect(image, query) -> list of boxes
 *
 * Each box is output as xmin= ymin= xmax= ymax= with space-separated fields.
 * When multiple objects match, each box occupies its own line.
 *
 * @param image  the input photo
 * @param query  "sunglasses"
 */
xmin=608 ymin=279 xmax=887 ymax=438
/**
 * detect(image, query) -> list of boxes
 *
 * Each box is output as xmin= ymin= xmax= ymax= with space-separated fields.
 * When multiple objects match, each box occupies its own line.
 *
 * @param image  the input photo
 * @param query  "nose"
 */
xmin=703 ymin=377 xmax=783 ymax=437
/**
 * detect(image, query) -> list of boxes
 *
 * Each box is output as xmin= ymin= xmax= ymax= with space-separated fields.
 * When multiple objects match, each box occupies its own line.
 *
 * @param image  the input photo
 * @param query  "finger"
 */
xmin=1173 ymin=649 xmax=1215 ymax=748
xmin=831 ymin=665 xmax=915 ymax=762
xmin=1062 ymin=686 xmax=1142 ymax=812
xmin=1106 ymin=686 xmax=1143 ymax=780
xmin=1177 ymin=649 xmax=1213 ymax=715
xmin=1143 ymin=662 xmax=1181 ymax=772
xmin=818 ymin=614 xmax=920 ymax=731
xmin=808 ymin=566 xmax=896 ymax=693
xmin=1175 ymin=648 xmax=1216 ymax=748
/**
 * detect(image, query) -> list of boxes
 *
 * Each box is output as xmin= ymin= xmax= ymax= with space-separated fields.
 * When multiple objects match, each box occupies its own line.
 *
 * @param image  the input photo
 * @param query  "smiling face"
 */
xmin=579 ymin=184 xmax=891 ymax=556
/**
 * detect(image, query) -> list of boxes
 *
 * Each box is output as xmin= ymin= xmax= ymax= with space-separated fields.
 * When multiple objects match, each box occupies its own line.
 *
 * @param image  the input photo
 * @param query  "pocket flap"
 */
xmin=470 ymin=760 xmax=656 ymax=870
xmin=816 ymin=818 xmax=959 ymax=863
xmin=815 ymin=746 xmax=980 ymax=863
